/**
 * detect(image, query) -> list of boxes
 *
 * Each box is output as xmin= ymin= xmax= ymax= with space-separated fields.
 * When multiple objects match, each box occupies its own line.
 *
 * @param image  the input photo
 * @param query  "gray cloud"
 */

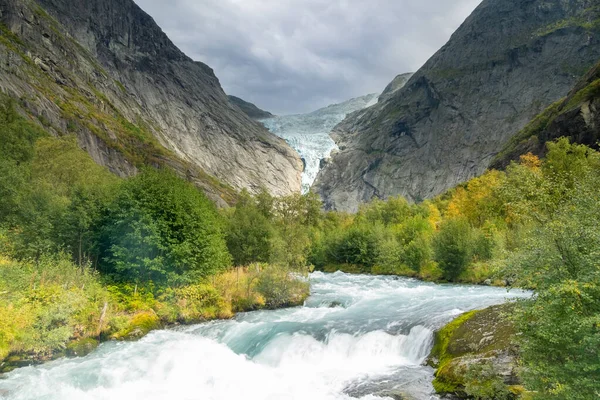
xmin=135 ymin=0 xmax=482 ymax=114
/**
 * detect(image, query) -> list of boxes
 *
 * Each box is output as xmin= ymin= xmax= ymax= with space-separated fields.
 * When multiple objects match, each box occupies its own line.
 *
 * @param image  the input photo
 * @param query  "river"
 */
xmin=0 ymin=272 xmax=529 ymax=400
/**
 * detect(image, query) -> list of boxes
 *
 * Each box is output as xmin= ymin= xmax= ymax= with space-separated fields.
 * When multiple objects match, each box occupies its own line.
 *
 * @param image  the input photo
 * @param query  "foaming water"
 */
xmin=0 ymin=272 xmax=529 ymax=400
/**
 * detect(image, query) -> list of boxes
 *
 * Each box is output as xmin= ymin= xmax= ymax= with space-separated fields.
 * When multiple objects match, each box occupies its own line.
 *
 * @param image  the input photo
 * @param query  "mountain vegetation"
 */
xmin=3 ymin=76 xmax=599 ymax=397
xmin=0 ymin=0 xmax=302 ymax=205
xmin=0 ymin=98 xmax=309 ymax=370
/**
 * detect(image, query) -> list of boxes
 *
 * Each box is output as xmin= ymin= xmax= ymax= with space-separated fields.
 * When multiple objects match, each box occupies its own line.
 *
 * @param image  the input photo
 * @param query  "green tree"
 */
xmin=100 ymin=169 xmax=231 ymax=285
xmin=226 ymin=191 xmax=274 ymax=266
xmin=333 ymin=224 xmax=382 ymax=268
xmin=433 ymin=218 xmax=473 ymax=280
xmin=511 ymin=158 xmax=600 ymax=400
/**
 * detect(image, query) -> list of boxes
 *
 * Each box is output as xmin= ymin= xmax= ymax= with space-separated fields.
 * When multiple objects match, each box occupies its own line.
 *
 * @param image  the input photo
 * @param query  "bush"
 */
xmin=0 ymin=254 xmax=109 ymax=359
xmin=255 ymin=264 xmax=309 ymax=309
xmin=225 ymin=192 xmax=274 ymax=266
xmin=433 ymin=218 xmax=473 ymax=281
xmin=99 ymin=169 xmax=231 ymax=285
xmin=332 ymin=225 xmax=382 ymax=268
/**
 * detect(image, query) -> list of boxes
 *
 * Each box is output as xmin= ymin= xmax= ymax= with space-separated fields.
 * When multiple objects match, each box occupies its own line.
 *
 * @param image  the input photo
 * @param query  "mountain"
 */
xmin=378 ymin=73 xmax=414 ymax=103
xmin=228 ymin=95 xmax=274 ymax=120
xmin=0 ymin=0 xmax=302 ymax=205
xmin=314 ymin=0 xmax=600 ymax=212
xmin=491 ymin=61 xmax=600 ymax=169
xmin=262 ymin=93 xmax=379 ymax=193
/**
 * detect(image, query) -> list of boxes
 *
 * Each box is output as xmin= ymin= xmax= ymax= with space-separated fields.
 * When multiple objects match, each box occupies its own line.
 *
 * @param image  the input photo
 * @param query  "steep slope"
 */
xmin=378 ymin=73 xmax=414 ymax=103
xmin=0 ymin=0 xmax=302 ymax=204
xmin=314 ymin=0 xmax=600 ymax=212
xmin=491 ymin=61 xmax=600 ymax=168
xmin=262 ymin=93 xmax=379 ymax=193
xmin=228 ymin=95 xmax=274 ymax=120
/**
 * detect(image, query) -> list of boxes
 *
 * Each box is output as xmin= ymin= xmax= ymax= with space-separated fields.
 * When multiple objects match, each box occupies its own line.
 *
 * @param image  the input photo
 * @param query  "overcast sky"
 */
xmin=135 ymin=0 xmax=482 ymax=115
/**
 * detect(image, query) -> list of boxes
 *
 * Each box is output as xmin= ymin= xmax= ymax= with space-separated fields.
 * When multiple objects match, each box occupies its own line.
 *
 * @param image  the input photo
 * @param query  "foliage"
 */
xmin=225 ymin=190 xmax=274 ymax=266
xmin=254 ymin=264 xmax=309 ymax=308
xmin=99 ymin=168 xmax=231 ymax=285
xmin=3 ymin=79 xmax=600 ymax=400
xmin=433 ymin=218 xmax=474 ymax=280
xmin=464 ymin=362 xmax=513 ymax=400
xmin=0 ymin=100 xmax=309 ymax=367
xmin=507 ymin=150 xmax=600 ymax=399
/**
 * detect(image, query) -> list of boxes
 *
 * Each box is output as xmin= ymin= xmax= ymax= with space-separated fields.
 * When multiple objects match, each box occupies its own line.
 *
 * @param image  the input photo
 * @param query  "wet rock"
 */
xmin=65 ymin=338 xmax=99 ymax=357
xmin=428 ymin=304 xmax=522 ymax=398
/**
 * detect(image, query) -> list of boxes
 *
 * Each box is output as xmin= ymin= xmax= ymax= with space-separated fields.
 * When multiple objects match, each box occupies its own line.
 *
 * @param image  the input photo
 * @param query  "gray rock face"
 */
xmin=262 ymin=93 xmax=379 ymax=193
xmin=491 ymin=61 xmax=600 ymax=169
xmin=314 ymin=0 xmax=600 ymax=212
xmin=228 ymin=95 xmax=274 ymax=120
xmin=378 ymin=73 xmax=414 ymax=103
xmin=0 ymin=0 xmax=302 ymax=201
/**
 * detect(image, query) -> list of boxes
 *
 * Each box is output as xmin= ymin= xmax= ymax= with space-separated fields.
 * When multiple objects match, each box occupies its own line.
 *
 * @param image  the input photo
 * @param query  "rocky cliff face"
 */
xmin=378 ymin=73 xmax=414 ymax=103
xmin=491 ymin=61 xmax=600 ymax=169
xmin=227 ymin=95 xmax=274 ymax=120
xmin=314 ymin=0 xmax=600 ymax=212
xmin=0 ymin=0 xmax=302 ymax=204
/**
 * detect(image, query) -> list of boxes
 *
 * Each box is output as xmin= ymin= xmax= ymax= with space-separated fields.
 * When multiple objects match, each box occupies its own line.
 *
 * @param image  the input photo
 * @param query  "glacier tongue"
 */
xmin=261 ymin=94 xmax=379 ymax=194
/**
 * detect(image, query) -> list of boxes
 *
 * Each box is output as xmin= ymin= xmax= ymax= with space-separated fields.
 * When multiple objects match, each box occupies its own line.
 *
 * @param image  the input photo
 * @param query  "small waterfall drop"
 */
xmin=0 ymin=272 xmax=529 ymax=400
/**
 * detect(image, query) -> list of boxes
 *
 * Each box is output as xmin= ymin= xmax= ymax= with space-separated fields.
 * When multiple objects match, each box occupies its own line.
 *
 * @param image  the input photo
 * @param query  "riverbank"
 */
xmin=0 ymin=255 xmax=309 ymax=374
xmin=320 ymin=262 xmax=511 ymax=287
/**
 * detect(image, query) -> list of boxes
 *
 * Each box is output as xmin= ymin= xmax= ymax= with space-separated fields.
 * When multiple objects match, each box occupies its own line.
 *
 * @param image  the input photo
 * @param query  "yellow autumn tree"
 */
xmin=445 ymin=170 xmax=505 ymax=227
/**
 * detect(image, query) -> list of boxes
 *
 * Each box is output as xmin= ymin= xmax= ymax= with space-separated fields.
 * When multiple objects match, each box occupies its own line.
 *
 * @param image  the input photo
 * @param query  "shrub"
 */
xmin=433 ymin=218 xmax=473 ymax=281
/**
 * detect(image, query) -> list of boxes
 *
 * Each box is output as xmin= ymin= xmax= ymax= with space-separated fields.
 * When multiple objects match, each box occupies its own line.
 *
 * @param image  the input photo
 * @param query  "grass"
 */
xmin=0 ymin=255 xmax=308 ymax=371
xmin=565 ymin=78 xmax=600 ymax=110
xmin=535 ymin=16 xmax=600 ymax=37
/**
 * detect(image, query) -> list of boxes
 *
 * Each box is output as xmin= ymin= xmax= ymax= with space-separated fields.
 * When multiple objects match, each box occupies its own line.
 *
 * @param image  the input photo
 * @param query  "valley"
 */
xmin=1 ymin=0 xmax=599 ymax=399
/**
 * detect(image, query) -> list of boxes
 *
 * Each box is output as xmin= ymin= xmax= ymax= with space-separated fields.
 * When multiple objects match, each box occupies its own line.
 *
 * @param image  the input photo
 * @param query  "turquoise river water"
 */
xmin=0 ymin=272 xmax=529 ymax=400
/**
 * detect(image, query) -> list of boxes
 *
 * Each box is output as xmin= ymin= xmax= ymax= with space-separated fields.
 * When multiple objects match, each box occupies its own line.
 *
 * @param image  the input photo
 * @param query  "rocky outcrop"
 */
xmin=228 ymin=95 xmax=274 ymax=120
xmin=428 ymin=305 xmax=524 ymax=399
xmin=378 ymin=73 xmax=414 ymax=103
xmin=491 ymin=61 xmax=600 ymax=169
xmin=314 ymin=0 xmax=600 ymax=212
xmin=0 ymin=0 xmax=302 ymax=204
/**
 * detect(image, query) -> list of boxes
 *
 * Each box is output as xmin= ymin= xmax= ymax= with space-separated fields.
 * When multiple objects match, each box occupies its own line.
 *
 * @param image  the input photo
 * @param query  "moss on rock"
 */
xmin=111 ymin=311 xmax=161 ymax=340
xmin=65 ymin=338 xmax=99 ymax=357
xmin=429 ymin=304 xmax=523 ymax=399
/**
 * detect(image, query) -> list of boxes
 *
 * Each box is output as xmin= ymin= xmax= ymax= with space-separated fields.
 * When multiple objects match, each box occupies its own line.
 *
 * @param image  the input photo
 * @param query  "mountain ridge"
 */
xmin=314 ymin=0 xmax=600 ymax=212
xmin=0 ymin=0 xmax=302 ymax=205
xmin=227 ymin=95 xmax=274 ymax=120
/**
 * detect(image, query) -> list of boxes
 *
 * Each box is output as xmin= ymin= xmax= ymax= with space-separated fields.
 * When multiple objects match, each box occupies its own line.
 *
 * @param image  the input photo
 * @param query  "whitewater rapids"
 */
xmin=0 ymin=272 xmax=529 ymax=400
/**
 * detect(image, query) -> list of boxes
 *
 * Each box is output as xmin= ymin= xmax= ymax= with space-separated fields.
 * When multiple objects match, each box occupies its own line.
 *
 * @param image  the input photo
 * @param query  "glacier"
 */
xmin=261 ymin=94 xmax=379 ymax=194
